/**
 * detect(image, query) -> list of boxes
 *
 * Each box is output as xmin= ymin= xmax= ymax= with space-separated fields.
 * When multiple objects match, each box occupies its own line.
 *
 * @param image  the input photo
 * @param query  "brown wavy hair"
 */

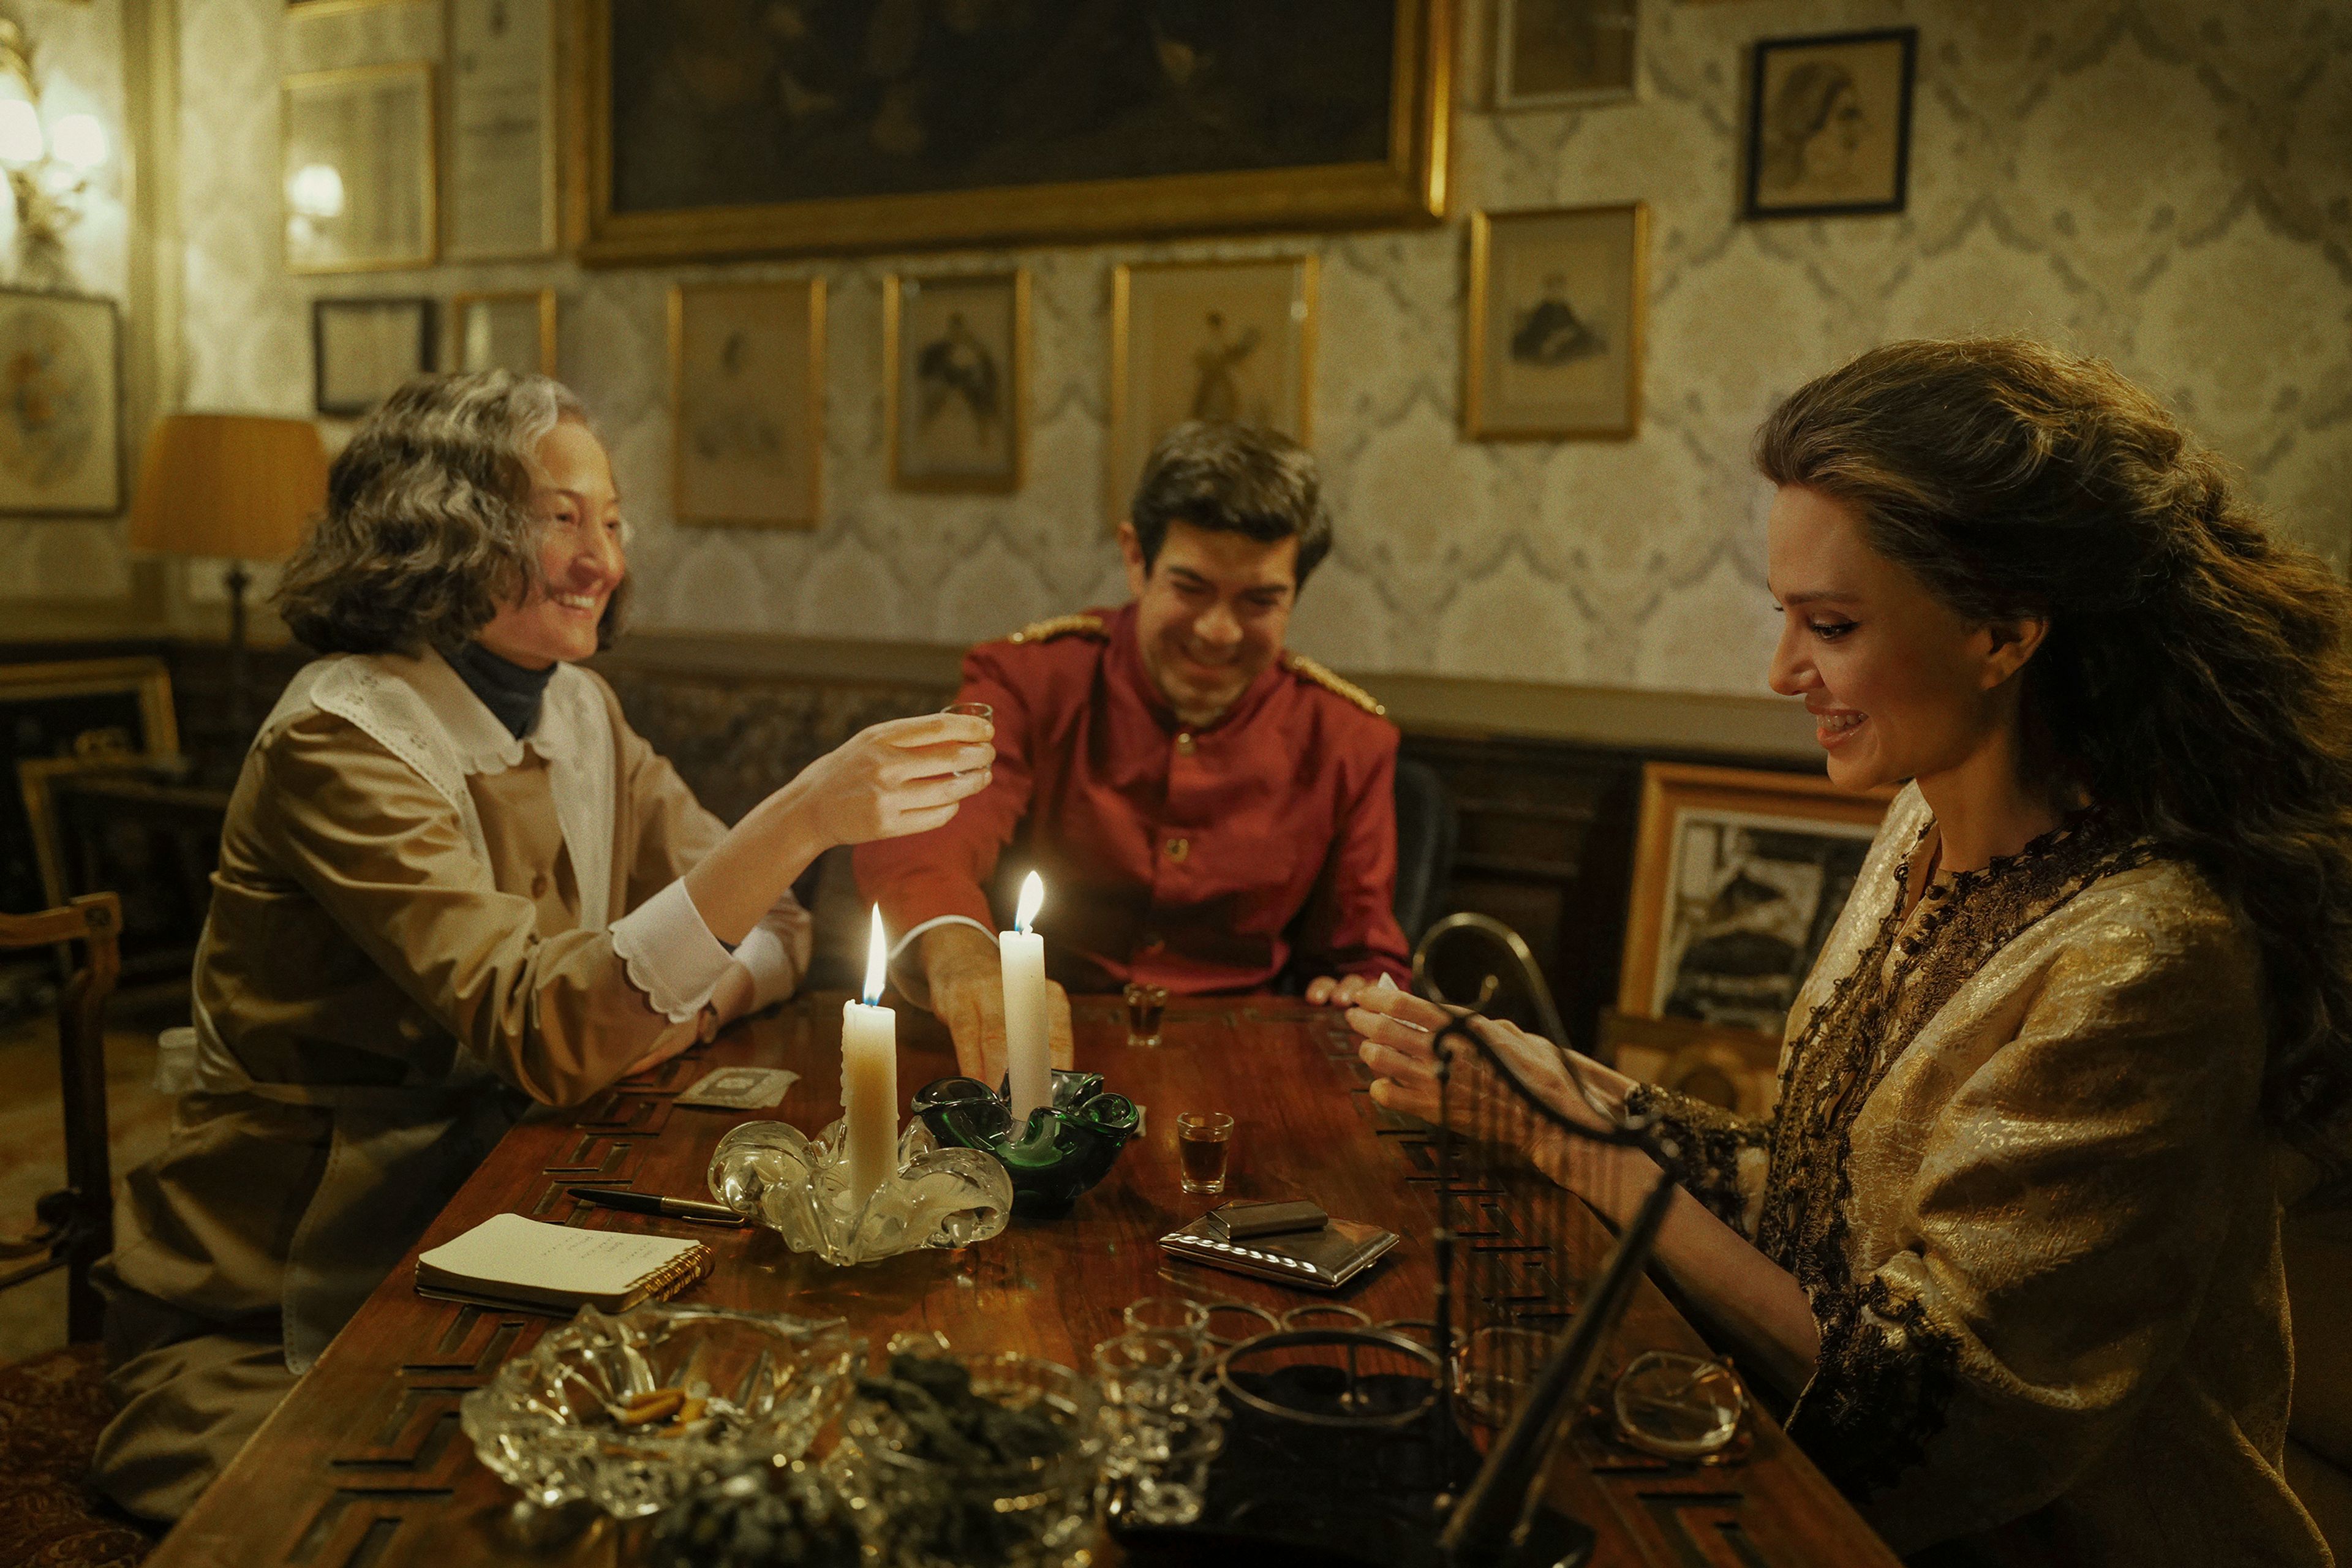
xmin=274 ymin=371 xmax=630 ymax=655
xmin=1758 ymin=336 xmax=2352 ymax=1145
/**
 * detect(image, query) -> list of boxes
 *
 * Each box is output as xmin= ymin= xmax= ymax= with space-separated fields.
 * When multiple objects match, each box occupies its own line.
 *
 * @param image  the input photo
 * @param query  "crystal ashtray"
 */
xmin=912 ymin=1068 xmax=1140 ymax=1219
xmin=458 ymin=1303 xmax=866 ymax=1518
xmin=707 ymin=1115 xmax=1014 ymax=1266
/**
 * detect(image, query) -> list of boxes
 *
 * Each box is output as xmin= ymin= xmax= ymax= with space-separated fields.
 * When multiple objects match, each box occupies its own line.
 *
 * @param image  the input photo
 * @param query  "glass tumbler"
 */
xmin=1175 ymin=1112 xmax=1234 ymax=1196
xmin=1123 ymin=981 xmax=1170 ymax=1048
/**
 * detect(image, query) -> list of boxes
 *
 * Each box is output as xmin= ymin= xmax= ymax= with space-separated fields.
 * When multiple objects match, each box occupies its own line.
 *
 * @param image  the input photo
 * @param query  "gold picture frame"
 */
xmin=452 ymin=289 xmax=559 ymax=377
xmin=668 ymin=279 xmax=826 ymax=530
xmin=0 ymin=657 xmax=181 ymax=914
xmin=574 ymin=0 xmax=1455 ymax=264
xmin=19 ymin=750 xmax=183 ymax=911
xmin=1465 ymin=202 xmax=1648 ymax=439
xmin=1108 ymin=255 xmax=1318 ymax=527
xmin=1617 ymin=761 xmax=1894 ymax=1040
xmin=282 ymin=61 xmax=439 ymax=275
xmin=443 ymin=0 xmax=560 ymax=261
xmin=884 ymin=270 xmax=1028 ymax=495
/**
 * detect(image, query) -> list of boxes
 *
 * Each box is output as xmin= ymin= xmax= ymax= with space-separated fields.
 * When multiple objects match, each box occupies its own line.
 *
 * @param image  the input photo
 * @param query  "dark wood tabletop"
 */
xmin=144 ymin=994 xmax=1896 ymax=1568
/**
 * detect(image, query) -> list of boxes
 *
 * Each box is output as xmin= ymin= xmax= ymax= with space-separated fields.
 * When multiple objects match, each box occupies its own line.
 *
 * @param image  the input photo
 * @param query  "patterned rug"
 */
xmin=0 ymin=1342 xmax=156 ymax=1567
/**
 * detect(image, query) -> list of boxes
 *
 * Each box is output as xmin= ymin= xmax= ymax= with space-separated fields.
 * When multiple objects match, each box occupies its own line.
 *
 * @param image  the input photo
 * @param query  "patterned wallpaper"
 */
xmin=159 ymin=0 xmax=2352 ymax=697
xmin=0 ymin=0 xmax=131 ymax=600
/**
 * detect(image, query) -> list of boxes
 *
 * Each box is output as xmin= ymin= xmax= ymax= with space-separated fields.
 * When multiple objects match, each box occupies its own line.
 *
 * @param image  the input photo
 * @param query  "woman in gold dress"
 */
xmin=1351 ymin=338 xmax=2352 ymax=1564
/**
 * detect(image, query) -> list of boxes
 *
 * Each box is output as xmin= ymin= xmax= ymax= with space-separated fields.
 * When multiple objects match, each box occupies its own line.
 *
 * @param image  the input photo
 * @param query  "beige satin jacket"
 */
xmin=105 ymin=650 xmax=810 ymax=1370
xmin=1631 ymin=783 xmax=2327 ymax=1566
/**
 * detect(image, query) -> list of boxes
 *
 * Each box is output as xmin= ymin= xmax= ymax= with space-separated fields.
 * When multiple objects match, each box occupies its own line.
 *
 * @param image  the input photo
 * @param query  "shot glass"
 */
xmin=1123 ymin=981 xmax=1170 ymax=1048
xmin=1176 ymin=1112 xmax=1235 ymax=1196
xmin=939 ymin=701 xmax=993 ymax=778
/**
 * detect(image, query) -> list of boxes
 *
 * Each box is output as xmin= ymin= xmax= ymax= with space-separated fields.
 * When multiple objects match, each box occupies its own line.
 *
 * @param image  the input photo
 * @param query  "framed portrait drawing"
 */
xmin=282 ymin=61 xmax=437 ymax=274
xmin=453 ymin=290 xmax=557 ymax=378
xmin=1494 ymin=0 xmax=1640 ymax=110
xmin=1743 ymin=27 xmax=1917 ymax=219
xmin=1109 ymin=256 xmax=1316 ymax=526
xmin=1464 ymin=202 xmax=1646 ymax=439
xmin=578 ymin=0 xmax=1452 ymax=263
xmin=314 ymin=296 xmax=436 ymax=418
xmin=0 ymin=290 xmax=121 ymax=517
xmin=884 ymin=271 xmax=1027 ymax=494
xmin=1618 ymin=762 xmax=1895 ymax=1042
xmin=444 ymin=0 xmax=558 ymax=260
xmin=669 ymin=280 xmax=825 ymax=529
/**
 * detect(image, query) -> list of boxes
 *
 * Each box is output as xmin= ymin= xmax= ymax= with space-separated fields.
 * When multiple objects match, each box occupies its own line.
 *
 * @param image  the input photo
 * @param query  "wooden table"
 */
xmin=146 ymin=996 xmax=1896 ymax=1568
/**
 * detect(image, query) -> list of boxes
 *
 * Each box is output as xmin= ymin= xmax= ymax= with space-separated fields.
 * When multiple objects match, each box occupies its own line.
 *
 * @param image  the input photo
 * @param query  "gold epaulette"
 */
xmin=1284 ymin=652 xmax=1387 ymax=718
xmin=1003 ymin=613 xmax=1107 ymax=646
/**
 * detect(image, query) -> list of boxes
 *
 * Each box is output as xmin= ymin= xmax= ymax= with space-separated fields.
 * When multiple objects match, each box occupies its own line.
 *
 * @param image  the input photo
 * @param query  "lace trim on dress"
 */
xmin=1787 ymin=1275 xmax=1964 ymax=1498
xmin=1758 ymin=810 xmax=2154 ymax=1501
xmin=1624 ymin=1082 xmax=1773 ymax=1237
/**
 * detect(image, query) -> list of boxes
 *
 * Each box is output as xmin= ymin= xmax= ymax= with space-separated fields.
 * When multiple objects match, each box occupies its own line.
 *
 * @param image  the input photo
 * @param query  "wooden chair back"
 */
xmin=0 ymin=892 xmax=122 ymax=1343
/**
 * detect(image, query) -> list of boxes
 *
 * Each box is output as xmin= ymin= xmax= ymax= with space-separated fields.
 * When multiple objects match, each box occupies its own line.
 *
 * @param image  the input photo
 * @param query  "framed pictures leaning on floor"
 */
xmin=282 ymin=61 xmax=437 ymax=274
xmin=313 ymin=296 xmax=436 ymax=418
xmin=884 ymin=270 xmax=1027 ymax=494
xmin=669 ymin=279 xmax=825 ymax=529
xmin=1464 ymin=202 xmax=1647 ymax=439
xmin=1108 ymin=256 xmax=1316 ymax=525
xmin=1743 ymin=27 xmax=1918 ymax=219
xmin=0 ymin=290 xmax=121 ymax=516
xmin=1616 ymin=761 xmax=1895 ymax=1042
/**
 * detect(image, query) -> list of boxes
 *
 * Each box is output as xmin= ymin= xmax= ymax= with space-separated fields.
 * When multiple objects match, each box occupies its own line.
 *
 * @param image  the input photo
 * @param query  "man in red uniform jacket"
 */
xmin=855 ymin=421 xmax=1411 ymax=1084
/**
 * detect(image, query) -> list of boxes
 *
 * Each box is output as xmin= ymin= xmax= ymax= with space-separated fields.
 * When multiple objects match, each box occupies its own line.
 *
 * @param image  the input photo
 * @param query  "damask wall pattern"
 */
xmin=171 ymin=0 xmax=2352 ymax=698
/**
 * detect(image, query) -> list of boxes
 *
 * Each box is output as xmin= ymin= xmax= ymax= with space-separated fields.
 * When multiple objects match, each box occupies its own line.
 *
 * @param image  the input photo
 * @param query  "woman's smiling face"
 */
xmin=1765 ymin=483 xmax=2022 ymax=794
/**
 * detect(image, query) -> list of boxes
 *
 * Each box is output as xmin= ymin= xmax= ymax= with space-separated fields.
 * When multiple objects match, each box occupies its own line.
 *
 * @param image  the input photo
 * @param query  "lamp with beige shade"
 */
xmin=126 ymin=413 xmax=327 ymax=737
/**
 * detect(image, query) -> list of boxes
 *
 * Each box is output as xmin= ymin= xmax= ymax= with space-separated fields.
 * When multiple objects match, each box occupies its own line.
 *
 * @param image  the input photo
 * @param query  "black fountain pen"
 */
xmin=567 ymin=1186 xmax=745 ymax=1227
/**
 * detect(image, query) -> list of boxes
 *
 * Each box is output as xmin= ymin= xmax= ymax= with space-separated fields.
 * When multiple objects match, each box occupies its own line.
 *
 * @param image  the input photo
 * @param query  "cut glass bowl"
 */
xmin=707 ymin=1115 xmax=1014 ymax=1265
xmin=458 ymin=1303 xmax=866 ymax=1518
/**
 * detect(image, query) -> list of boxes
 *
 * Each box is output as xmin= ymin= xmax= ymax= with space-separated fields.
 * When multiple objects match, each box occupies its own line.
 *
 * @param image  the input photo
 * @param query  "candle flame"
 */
xmin=862 ymin=905 xmax=887 ymax=1005
xmin=1015 ymin=871 xmax=1044 ymax=934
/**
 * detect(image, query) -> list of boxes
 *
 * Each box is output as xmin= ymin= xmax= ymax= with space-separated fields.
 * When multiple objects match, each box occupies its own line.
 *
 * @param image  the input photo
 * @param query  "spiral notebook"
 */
xmin=414 ymin=1213 xmax=713 ymax=1315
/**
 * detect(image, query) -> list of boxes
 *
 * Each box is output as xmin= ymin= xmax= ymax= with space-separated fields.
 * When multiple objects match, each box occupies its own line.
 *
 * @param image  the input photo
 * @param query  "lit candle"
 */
xmin=840 ymin=906 xmax=899 ymax=1207
xmin=1001 ymin=872 xmax=1052 ymax=1125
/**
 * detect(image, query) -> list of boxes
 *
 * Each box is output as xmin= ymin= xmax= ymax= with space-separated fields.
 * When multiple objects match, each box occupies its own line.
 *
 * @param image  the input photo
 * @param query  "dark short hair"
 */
xmin=274 ymin=371 xmax=630 ymax=655
xmin=1128 ymin=421 xmax=1333 ymax=586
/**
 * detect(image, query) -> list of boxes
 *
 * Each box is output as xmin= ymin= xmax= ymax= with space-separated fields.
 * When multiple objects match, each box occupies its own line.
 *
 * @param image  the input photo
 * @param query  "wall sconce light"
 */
xmin=0 ymin=18 xmax=107 ymax=288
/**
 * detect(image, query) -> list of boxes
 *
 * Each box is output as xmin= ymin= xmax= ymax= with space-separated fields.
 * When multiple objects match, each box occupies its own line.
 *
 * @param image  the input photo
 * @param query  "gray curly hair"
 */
xmin=274 ymin=370 xmax=630 ymax=655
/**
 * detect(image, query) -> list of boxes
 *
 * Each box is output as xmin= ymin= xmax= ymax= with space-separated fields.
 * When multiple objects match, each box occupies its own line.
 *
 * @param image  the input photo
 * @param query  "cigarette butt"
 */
xmin=621 ymin=1389 xmax=685 ymax=1425
xmin=671 ymin=1395 xmax=706 ymax=1427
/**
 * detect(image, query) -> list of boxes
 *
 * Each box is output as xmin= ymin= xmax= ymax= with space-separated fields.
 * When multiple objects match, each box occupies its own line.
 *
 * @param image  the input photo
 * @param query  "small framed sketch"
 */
xmin=669 ymin=280 xmax=825 ymax=529
xmin=0 ymin=290 xmax=121 ymax=516
xmin=313 ymin=296 xmax=435 ymax=418
xmin=1464 ymin=202 xmax=1648 ymax=439
xmin=884 ymin=270 xmax=1027 ymax=494
xmin=1109 ymin=256 xmax=1316 ymax=525
xmin=1743 ymin=27 xmax=1918 ymax=219
xmin=443 ymin=0 xmax=557 ymax=260
xmin=1494 ymin=0 xmax=1641 ymax=110
xmin=282 ymin=61 xmax=437 ymax=274
xmin=453 ymin=290 xmax=556 ymax=377
xmin=1618 ymin=762 xmax=1895 ymax=1041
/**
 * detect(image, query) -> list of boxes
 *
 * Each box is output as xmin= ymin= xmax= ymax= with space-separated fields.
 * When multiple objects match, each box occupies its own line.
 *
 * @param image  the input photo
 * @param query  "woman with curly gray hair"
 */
xmin=90 ymin=372 xmax=995 ymax=1523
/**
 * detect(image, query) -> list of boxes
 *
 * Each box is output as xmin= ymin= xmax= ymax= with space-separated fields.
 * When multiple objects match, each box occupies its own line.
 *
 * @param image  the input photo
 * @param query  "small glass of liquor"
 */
xmin=1175 ymin=1112 xmax=1234 ymax=1196
xmin=1123 ymin=981 xmax=1169 ymax=1047
xmin=940 ymin=702 xmax=993 ymax=778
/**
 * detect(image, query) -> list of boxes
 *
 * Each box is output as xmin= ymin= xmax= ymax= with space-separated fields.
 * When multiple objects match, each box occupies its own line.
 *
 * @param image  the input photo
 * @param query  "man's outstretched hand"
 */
xmin=921 ymin=923 xmax=1075 ymax=1087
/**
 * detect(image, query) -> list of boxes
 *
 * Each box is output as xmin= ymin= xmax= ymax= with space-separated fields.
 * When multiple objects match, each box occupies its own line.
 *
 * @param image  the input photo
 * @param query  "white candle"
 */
xmin=1001 ymin=872 xmax=1052 ymax=1124
xmin=841 ymin=906 xmax=899 ymax=1207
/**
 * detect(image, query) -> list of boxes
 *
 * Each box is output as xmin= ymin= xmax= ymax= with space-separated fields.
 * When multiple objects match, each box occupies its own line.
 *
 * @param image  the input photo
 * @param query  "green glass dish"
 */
xmin=911 ymin=1069 xmax=1140 ymax=1219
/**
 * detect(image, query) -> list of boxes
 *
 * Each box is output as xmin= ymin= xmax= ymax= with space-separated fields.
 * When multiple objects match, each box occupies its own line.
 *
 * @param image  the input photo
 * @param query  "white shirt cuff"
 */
xmin=608 ymin=878 xmax=735 ymax=1023
xmin=886 ymin=914 xmax=997 ymax=1010
xmin=735 ymin=895 xmax=815 ymax=1011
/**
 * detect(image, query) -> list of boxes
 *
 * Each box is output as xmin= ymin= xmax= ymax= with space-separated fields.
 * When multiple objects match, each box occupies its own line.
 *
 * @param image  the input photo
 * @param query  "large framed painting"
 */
xmin=1617 ymin=762 xmax=1894 ymax=1041
xmin=885 ymin=270 xmax=1027 ymax=494
xmin=0 ymin=290 xmax=121 ymax=517
xmin=1108 ymin=256 xmax=1316 ymax=526
xmin=669 ymin=280 xmax=824 ymax=529
xmin=1464 ymin=203 xmax=1647 ymax=439
xmin=578 ymin=0 xmax=1455 ymax=263
xmin=282 ymin=61 xmax=437 ymax=274
xmin=1742 ymin=27 xmax=1917 ymax=219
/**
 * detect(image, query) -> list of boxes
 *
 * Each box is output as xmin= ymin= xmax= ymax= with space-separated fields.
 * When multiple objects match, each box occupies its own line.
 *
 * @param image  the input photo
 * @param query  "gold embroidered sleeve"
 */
xmin=1623 ymin=1082 xmax=1773 ymax=1238
xmin=1788 ymin=891 xmax=2269 ymax=1553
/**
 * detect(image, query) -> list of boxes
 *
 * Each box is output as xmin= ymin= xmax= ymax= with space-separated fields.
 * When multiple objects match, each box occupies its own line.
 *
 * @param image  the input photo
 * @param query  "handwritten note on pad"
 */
xmin=414 ymin=1213 xmax=712 ymax=1314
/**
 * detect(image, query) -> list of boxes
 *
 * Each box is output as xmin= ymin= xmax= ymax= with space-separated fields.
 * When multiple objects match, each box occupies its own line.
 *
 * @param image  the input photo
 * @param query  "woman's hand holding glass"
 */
xmin=787 ymin=712 xmax=995 ymax=846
